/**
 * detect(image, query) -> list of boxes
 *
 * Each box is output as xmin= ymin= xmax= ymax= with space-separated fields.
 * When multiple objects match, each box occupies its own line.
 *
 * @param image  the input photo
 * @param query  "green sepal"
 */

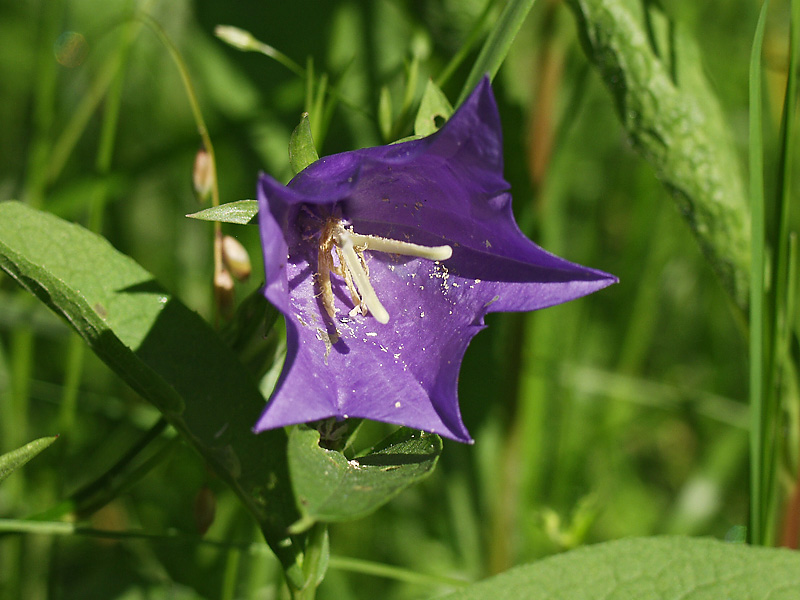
xmin=414 ymin=79 xmax=454 ymax=137
xmin=289 ymin=112 xmax=320 ymax=175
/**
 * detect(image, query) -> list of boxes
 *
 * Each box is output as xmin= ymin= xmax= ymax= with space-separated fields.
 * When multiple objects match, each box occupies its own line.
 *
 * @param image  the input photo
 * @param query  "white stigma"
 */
xmin=347 ymin=231 xmax=453 ymax=262
xmin=334 ymin=227 xmax=391 ymax=324
xmin=322 ymin=221 xmax=453 ymax=325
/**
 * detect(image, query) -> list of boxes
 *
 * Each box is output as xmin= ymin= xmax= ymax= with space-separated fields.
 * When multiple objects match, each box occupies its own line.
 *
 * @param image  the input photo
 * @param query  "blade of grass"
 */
xmin=457 ymin=0 xmax=538 ymax=106
xmin=749 ymin=0 xmax=770 ymax=546
xmin=436 ymin=0 xmax=496 ymax=89
xmin=46 ymin=1 xmax=156 ymax=186
xmin=761 ymin=0 xmax=800 ymax=546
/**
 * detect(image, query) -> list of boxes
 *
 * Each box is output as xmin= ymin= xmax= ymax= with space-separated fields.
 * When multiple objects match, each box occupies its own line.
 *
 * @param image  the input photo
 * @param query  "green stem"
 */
xmin=45 ymin=0 xmax=156 ymax=187
xmin=748 ymin=0 xmax=768 ymax=546
xmin=138 ymin=13 xmax=225 ymax=320
xmin=292 ymin=523 xmax=327 ymax=599
xmin=0 ymin=518 xmax=469 ymax=589
xmin=436 ymin=0 xmax=496 ymax=89
xmin=24 ymin=0 xmax=64 ymax=206
xmin=30 ymin=419 xmax=169 ymax=521
xmin=57 ymin=6 xmax=136 ymax=442
xmin=457 ymin=0 xmax=538 ymax=106
xmin=327 ymin=556 xmax=469 ymax=588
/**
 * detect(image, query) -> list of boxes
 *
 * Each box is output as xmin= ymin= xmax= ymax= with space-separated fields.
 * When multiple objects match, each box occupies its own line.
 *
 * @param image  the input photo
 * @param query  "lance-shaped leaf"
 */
xmin=0 ymin=436 xmax=58 ymax=484
xmin=0 ymin=201 xmax=303 ymax=585
xmin=186 ymin=199 xmax=258 ymax=225
xmin=289 ymin=112 xmax=319 ymax=175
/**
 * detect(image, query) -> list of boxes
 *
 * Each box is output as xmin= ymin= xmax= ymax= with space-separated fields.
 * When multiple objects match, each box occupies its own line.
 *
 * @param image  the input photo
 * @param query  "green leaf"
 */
xmin=186 ymin=199 xmax=258 ymax=225
xmin=414 ymin=79 xmax=454 ymax=137
xmin=567 ymin=0 xmax=750 ymax=311
xmin=0 ymin=436 xmax=58 ymax=484
xmin=378 ymin=85 xmax=393 ymax=141
xmin=0 ymin=201 xmax=304 ymax=586
xmin=287 ymin=426 xmax=442 ymax=530
xmin=289 ymin=112 xmax=319 ymax=175
xmin=748 ymin=0 xmax=770 ymax=547
xmin=439 ymin=536 xmax=800 ymax=599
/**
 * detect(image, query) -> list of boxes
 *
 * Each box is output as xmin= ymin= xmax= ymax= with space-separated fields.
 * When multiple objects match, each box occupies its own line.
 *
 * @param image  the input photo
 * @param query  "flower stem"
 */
xmin=291 ymin=523 xmax=328 ymax=600
xmin=138 ymin=14 xmax=225 ymax=319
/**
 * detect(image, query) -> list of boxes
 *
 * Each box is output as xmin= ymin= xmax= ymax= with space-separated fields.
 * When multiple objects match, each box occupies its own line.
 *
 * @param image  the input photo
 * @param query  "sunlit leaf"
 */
xmin=414 ymin=79 xmax=453 ymax=137
xmin=0 ymin=201 xmax=303 ymax=584
xmin=440 ymin=536 xmax=800 ymax=599
xmin=186 ymin=199 xmax=258 ymax=225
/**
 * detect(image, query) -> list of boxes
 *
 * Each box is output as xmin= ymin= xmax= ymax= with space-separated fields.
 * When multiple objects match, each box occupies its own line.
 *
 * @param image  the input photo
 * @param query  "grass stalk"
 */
xmin=748 ymin=0 xmax=770 ymax=547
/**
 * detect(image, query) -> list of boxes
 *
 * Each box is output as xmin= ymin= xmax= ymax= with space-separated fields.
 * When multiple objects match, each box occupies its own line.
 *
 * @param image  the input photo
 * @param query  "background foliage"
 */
xmin=0 ymin=0 xmax=797 ymax=598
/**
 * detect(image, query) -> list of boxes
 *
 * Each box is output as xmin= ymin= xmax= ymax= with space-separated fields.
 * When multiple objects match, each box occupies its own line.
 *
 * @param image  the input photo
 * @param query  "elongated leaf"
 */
xmin=186 ymin=199 xmax=258 ymax=225
xmin=568 ymin=0 xmax=750 ymax=310
xmin=0 ymin=436 xmax=58 ymax=484
xmin=439 ymin=536 xmax=800 ymax=599
xmin=0 ymin=201 xmax=303 ymax=586
xmin=289 ymin=112 xmax=319 ymax=175
xmin=414 ymin=79 xmax=454 ymax=137
xmin=748 ymin=0 xmax=770 ymax=547
xmin=288 ymin=426 xmax=441 ymax=529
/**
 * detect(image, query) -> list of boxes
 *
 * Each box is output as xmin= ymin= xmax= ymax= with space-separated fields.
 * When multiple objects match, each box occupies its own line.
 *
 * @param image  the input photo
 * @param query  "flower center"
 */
xmin=317 ymin=219 xmax=452 ymax=324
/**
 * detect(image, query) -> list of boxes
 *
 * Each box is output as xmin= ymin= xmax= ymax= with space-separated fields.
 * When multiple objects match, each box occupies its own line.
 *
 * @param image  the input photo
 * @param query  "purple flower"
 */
xmin=255 ymin=78 xmax=616 ymax=443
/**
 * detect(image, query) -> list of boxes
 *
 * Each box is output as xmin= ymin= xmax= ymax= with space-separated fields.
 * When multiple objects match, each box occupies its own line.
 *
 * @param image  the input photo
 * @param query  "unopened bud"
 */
xmin=215 ymin=25 xmax=257 ymax=51
xmin=221 ymin=235 xmax=251 ymax=281
xmin=193 ymin=485 xmax=216 ymax=536
xmin=214 ymin=267 xmax=235 ymax=319
xmin=193 ymin=146 xmax=214 ymax=202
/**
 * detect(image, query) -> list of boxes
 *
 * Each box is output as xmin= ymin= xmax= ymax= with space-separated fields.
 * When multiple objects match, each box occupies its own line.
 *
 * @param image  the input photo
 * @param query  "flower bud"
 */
xmin=221 ymin=235 xmax=251 ymax=281
xmin=214 ymin=25 xmax=257 ymax=51
xmin=193 ymin=485 xmax=216 ymax=536
xmin=214 ymin=267 xmax=235 ymax=319
xmin=192 ymin=146 xmax=214 ymax=202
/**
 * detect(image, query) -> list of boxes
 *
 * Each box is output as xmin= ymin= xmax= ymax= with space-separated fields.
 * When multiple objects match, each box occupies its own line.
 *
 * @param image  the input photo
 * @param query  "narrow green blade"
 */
xmin=0 ymin=436 xmax=58 ymax=484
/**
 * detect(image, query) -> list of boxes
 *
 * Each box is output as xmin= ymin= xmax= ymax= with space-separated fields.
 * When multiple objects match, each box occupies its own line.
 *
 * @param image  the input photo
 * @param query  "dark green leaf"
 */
xmin=0 ymin=436 xmax=58 ymax=484
xmin=289 ymin=112 xmax=319 ymax=175
xmin=0 ymin=201 xmax=303 ymax=585
xmin=288 ymin=426 xmax=442 ymax=530
xmin=186 ymin=199 xmax=258 ymax=225
xmin=414 ymin=79 xmax=454 ymax=137
xmin=439 ymin=536 xmax=800 ymax=599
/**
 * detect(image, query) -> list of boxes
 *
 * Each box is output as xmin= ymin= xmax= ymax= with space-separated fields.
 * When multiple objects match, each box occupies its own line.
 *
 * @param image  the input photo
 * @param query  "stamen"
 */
xmin=318 ymin=220 xmax=453 ymax=325
xmin=334 ymin=228 xmax=390 ymax=324
xmin=348 ymin=232 xmax=453 ymax=261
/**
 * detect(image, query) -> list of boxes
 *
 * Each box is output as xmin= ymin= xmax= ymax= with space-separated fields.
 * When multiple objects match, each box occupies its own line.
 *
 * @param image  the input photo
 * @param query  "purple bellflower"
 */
xmin=256 ymin=77 xmax=616 ymax=443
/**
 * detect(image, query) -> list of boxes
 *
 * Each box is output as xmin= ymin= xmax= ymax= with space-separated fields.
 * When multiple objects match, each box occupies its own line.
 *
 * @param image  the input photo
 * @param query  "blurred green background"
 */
xmin=0 ymin=0 xmax=787 ymax=598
